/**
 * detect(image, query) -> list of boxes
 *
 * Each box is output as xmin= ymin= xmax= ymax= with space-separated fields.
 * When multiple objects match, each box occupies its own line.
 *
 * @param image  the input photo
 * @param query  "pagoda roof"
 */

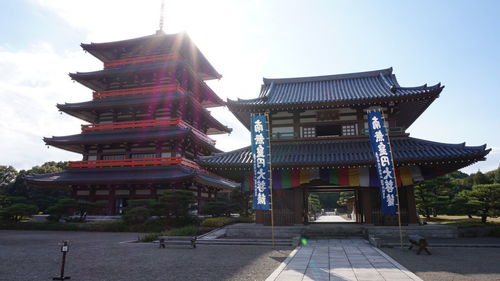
xmin=70 ymin=60 xmax=190 ymax=91
xmin=57 ymin=94 xmax=231 ymax=134
xmin=25 ymin=165 xmax=239 ymax=190
xmin=80 ymin=32 xmax=221 ymax=80
xmin=199 ymin=136 xmax=490 ymax=171
xmin=227 ymin=67 xmax=444 ymax=128
xmin=44 ymin=127 xmax=220 ymax=154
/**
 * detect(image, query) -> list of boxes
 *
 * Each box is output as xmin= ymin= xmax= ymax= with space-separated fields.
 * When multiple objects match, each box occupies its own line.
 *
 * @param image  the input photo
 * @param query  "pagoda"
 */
xmin=27 ymin=31 xmax=238 ymax=215
xmin=199 ymin=68 xmax=491 ymax=226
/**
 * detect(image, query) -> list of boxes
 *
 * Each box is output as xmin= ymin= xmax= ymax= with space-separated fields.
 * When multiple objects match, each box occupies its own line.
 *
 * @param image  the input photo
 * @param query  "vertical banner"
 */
xmin=250 ymin=114 xmax=272 ymax=210
xmin=367 ymin=110 xmax=397 ymax=214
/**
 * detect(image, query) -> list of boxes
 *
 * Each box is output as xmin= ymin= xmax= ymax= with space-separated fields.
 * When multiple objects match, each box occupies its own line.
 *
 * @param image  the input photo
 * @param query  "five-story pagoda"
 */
xmin=27 ymin=31 xmax=238 ymax=215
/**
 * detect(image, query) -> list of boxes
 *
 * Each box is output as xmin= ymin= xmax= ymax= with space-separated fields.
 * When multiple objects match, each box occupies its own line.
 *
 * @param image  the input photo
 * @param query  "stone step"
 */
xmin=197 ymin=239 xmax=294 ymax=246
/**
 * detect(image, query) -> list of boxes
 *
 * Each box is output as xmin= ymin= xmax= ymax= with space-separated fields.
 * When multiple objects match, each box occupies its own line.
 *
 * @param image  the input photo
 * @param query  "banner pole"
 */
xmin=383 ymin=110 xmax=404 ymax=249
xmin=266 ymin=112 xmax=275 ymax=248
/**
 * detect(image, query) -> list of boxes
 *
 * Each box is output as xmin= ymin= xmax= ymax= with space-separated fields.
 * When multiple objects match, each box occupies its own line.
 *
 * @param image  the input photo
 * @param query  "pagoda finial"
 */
xmin=158 ymin=0 xmax=165 ymax=32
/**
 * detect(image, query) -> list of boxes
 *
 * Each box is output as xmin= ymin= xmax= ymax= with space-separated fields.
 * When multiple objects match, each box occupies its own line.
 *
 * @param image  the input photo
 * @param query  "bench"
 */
xmin=408 ymin=234 xmax=431 ymax=255
xmin=158 ymin=236 xmax=197 ymax=249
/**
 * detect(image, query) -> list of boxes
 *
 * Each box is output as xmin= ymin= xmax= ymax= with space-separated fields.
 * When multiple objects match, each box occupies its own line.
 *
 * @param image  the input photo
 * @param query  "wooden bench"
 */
xmin=158 ymin=236 xmax=197 ymax=249
xmin=408 ymin=234 xmax=431 ymax=255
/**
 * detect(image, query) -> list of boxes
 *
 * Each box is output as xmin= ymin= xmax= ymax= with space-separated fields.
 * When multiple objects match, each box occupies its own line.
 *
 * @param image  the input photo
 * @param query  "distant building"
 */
xmin=199 ymin=68 xmax=491 ymax=225
xmin=27 ymin=32 xmax=238 ymax=214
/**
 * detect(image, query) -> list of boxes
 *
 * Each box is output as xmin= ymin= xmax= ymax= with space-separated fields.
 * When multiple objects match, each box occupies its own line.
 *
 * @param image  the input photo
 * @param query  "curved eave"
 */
xmin=227 ymin=86 xmax=442 ymax=129
xmin=26 ymin=165 xmax=239 ymax=190
xmin=80 ymin=32 xmax=221 ymax=81
xmin=43 ymin=127 xmax=222 ymax=154
xmin=199 ymin=137 xmax=491 ymax=171
xmin=56 ymin=94 xmax=231 ymax=134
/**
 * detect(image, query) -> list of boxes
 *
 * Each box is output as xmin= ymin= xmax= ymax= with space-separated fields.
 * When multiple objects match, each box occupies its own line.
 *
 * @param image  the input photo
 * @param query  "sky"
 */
xmin=0 ymin=0 xmax=499 ymax=174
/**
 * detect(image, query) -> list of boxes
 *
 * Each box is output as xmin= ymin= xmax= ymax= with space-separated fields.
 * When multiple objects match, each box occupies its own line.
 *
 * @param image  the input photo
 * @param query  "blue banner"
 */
xmin=367 ymin=110 xmax=397 ymax=215
xmin=250 ymin=114 xmax=271 ymax=210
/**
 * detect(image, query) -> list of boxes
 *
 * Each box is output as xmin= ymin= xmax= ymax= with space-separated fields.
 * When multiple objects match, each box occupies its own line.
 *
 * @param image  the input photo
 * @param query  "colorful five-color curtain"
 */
xmin=242 ymin=166 xmax=438 ymax=191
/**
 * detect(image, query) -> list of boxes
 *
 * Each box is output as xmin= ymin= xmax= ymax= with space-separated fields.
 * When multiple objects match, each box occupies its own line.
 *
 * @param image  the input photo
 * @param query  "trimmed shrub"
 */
xmin=122 ymin=206 xmax=151 ymax=225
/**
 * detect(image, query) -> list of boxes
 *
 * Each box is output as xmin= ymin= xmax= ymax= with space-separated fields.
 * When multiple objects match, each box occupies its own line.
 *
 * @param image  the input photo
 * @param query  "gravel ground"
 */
xmin=0 ymin=230 xmax=292 ymax=281
xmin=382 ymin=246 xmax=500 ymax=281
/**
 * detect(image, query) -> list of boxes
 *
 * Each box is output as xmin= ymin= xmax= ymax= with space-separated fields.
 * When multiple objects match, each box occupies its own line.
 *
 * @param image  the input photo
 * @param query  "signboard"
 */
xmin=367 ymin=110 xmax=397 ymax=215
xmin=250 ymin=114 xmax=271 ymax=210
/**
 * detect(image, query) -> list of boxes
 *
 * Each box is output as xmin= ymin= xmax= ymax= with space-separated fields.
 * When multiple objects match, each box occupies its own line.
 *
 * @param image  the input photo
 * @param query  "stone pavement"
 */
xmin=314 ymin=215 xmax=351 ymax=223
xmin=266 ymin=238 xmax=422 ymax=281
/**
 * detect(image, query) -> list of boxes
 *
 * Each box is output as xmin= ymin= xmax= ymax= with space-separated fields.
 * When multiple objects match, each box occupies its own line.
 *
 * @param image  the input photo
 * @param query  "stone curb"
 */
xmin=265 ymin=246 xmax=299 ymax=281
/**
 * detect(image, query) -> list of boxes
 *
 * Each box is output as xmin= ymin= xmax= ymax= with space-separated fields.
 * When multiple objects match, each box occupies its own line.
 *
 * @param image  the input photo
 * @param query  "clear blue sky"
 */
xmin=0 ymin=0 xmax=498 ymax=174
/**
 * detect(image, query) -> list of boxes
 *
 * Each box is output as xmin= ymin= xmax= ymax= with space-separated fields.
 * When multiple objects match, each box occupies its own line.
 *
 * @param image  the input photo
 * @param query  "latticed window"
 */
xmin=302 ymin=127 xmax=316 ymax=138
xmin=342 ymin=124 xmax=357 ymax=136
xmin=131 ymin=153 xmax=156 ymax=159
xmin=102 ymin=154 xmax=125 ymax=160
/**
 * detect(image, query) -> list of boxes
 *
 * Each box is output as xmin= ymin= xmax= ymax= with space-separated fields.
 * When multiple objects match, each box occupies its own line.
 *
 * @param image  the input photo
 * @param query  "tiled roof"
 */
xmin=44 ymin=127 xmax=220 ymax=154
xmin=26 ymin=165 xmax=239 ymax=190
xmin=227 ymin=68 xmax=443 ymax=128
xmin=57 ymin=94 xmax=231 ymax=134
xmin=199 ymin=137 xmax=490 ymax=169
xmin=80 ymin=32 xmax=221 ymax=80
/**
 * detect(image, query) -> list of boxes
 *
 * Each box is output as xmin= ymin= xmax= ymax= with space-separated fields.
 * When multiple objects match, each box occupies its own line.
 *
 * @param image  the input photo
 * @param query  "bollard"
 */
xmin=53 ymin=240 xmax=71 ymax=280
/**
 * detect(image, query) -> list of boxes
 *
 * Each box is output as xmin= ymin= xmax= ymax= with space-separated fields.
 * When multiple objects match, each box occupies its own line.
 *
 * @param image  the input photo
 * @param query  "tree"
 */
xmin=5 ymin=162 xmax=69 ymax=212
xmin=472 ymin=171 xmax=491 ymax=185
xmin=450 ymin=190 xmax=475 ymax=218
xmin=415 ymin=176 xmax=453 ymax=219
xmin=0 ymin=166 xmax=17 ymax=189
xmin=46 ymin=198 xmax=77 ymax=222
xmin=229 ymin=188 xmax=252 ymax=217
xmin=468 ymin=184 xmax=500 ymax=223
xmin=159 ymin=189 xmax=197 ymax=219
xmin=0 ymin=203 xmax=38 ymax=222
xmin=75 ymin=200 xmax=105 ymax=222
xmin=308 ymin=193 xmax=322 ymax=220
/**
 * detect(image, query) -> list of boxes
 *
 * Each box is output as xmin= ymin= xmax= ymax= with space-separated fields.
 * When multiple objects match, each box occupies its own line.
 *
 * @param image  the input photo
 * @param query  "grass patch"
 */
xmin=200 ymin=216 xmax=254 ymax=228
xmin=421 ymin=216 xmax=500 ymax=237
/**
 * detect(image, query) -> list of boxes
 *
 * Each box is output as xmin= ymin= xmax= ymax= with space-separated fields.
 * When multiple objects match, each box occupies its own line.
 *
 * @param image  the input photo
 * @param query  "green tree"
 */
xmin=0 ymin=203 xmax=38 ymax=222
xmin=415 ymin=176 xmax=453 ymax=219
xmin=46 ymin=198 xmax=77 ymax=222
xmin=472 ymin=171 xmax=491 ymax=185
xmin=75 ymin=200 xmax=105 ymax=222
xmin=468 ymin=184 xmax=500 ymax=223
xmin=159 ymin=189 xmax=197 ymax=219
xmin=450 ymin=190 xmax=475 ymax=218
xmin=0 ymin=166 xmax=17 ymax=189
xmin=308 ymin=193 xmax=322 ymax=220
xmin=229 ymin=188 xmax=252 ymax=217
xmin=6 ymin=162 xmax=69 ymax=212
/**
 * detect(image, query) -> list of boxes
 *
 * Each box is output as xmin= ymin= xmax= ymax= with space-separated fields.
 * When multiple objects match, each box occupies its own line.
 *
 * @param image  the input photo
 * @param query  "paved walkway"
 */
xmin=266 ymin=238 xmax=422 ymax=281
xmin=314 ymin=215 xmax=351 ymax=223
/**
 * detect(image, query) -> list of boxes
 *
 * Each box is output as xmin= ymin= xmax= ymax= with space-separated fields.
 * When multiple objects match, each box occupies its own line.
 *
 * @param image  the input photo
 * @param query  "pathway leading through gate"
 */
xmin=266 ymin=238 xmax=423 ymax=281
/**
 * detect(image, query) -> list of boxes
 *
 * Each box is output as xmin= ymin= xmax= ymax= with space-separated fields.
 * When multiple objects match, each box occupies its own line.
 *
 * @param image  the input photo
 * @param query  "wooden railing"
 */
xmin=68 ymin=156 xmax=201 ymax=170
xmin=361 ymin=127 xmax=405 ymax=135
xmin=81 ymin=118 xmax=216 ymax=145
xmin=82 ymin=118 xmax=180 ymax=131
xmin=104 ymin=53 xmax=181 ymax=68
xmin=93 ymin=84 xmax=186 ymax=99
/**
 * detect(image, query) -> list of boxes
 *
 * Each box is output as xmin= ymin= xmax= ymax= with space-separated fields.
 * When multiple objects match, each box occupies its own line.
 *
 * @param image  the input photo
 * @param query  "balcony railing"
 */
xmin=81 ymin=118 xmax=216 ymax=146
xmin=93 ymin=84 xmax=186 ymax=99
xmin=104 ymin=53 xmax=181 ymax=68
xmin=68 ymin=156 xmax=201 ymax=170
xmin=361 ymin=127 xmax=405 ymax=135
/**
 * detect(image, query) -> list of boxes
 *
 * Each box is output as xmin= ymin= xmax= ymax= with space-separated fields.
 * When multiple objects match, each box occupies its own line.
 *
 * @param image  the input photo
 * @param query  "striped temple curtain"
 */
xmin=242 ymin=166 xmax=426 ymax=191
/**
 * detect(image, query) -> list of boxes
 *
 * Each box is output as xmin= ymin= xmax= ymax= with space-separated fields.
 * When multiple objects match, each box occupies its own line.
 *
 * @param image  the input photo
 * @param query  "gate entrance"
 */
xmin=305 ymin=189 xmax=359 ymax=223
